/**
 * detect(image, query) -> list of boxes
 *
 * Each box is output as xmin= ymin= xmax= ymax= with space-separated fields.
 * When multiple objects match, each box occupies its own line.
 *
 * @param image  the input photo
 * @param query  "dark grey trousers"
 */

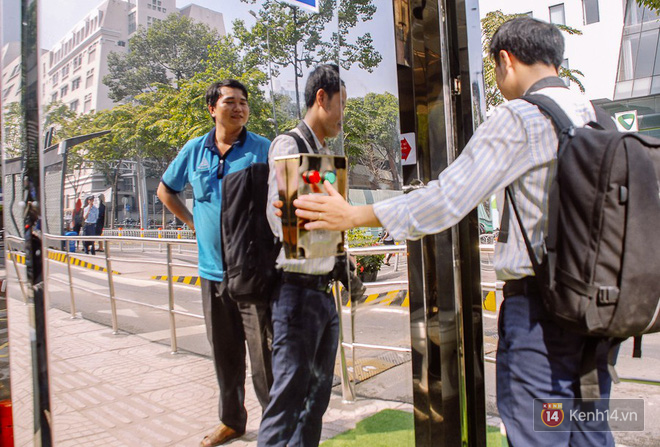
xmin=201 ymin=279 xmax=273 ymax=433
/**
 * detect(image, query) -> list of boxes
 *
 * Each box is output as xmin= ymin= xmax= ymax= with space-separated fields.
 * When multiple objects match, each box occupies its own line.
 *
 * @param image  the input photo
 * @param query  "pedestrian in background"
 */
xmin=82 ymin=195 xmax=98 ymax=255
xmin=71 ymin=197 xmax=83 ymax=251
xmin=96 ymin=194 xmax=106 ymax=252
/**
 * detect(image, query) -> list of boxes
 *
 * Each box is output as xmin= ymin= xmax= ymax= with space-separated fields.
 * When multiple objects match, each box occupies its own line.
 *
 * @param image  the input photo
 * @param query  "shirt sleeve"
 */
xmin=267 ymin=134 xmax=304 ymax=238
xmin=373 ymin=104 xmax=533 ymax=241
xmin=161 ymin=144 xmax=191 ymax=192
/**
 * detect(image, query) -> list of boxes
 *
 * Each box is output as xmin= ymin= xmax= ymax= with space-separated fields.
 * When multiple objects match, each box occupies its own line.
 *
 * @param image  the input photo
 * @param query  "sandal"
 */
xmin=200 ymin=424 xmax=244 ymax=447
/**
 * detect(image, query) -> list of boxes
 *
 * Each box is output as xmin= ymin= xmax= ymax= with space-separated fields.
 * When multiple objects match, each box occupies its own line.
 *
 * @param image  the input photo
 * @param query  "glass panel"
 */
xmin=614 ymin=80 xmax=634 ymax=99
xmin=649 ymin=75 xmax=660 ymax=94
xmin=632 ymin=76 xmax=652 ymax=97
xmin=33 ymin=1 xmax=415 ymax=445
xmin=617 ymin=33 xmax=640 ymax=81
xmin=643 ymin=4 xmax=660 ymax=23
xmin=635 ymin=29 xmax=659 ymax=78
xmin=582 ymin=0 xmax=600 ymax=25
xmin=625 ymin=0 xmax=645 ymax=26
xmin=549 ymin=4 xmax=566 ymax=25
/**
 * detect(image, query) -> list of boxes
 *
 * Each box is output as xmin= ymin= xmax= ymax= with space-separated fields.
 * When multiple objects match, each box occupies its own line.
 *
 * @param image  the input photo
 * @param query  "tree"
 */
xmin=481 ymin=10 xmax=585 ymax=110
xmin=235 ymin=0 xmax=382 ymax=118
xmin=343 ymin=92 xmax=401 ymax=189
xmin=638 ymin=0 xmax=660 ymax=12
xmin=103 ymin=14 xmax=220 ymax=102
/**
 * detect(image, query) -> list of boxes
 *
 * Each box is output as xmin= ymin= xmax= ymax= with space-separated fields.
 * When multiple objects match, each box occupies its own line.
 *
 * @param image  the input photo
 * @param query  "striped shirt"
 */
xmin=373 ymin=86 xmax=596 ymax=280
xmin=267 ymin=120 xmax=336 ymax=275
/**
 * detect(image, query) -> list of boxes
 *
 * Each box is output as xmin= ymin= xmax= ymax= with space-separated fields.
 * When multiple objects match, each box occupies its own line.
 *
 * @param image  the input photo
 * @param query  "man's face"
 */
xmin=320 ymin=86 xmax=347 ymax=139
xmin=208 ymin=86 xmax=250 ymax=131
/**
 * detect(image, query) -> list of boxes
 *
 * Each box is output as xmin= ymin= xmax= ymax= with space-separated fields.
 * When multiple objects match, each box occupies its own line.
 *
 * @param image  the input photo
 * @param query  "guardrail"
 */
xmin=4 ymin=233 xmax=505 ymax=403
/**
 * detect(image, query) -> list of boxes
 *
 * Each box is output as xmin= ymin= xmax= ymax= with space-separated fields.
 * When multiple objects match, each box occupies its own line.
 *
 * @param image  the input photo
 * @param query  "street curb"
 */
xmin=6 ymin=252 xmax=121 ymax=275
xmin=151 ymin=275 xmax=201 ymax=286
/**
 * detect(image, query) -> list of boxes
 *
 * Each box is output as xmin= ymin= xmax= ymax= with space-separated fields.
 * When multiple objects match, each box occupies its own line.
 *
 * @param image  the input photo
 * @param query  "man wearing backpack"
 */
xmin=157 ymin=80 xmax=273 ymax=447
xmin=292 ymin=18 xmax=619 ymax=447
xmin=257 ymin=64 xmax=345 ymax=447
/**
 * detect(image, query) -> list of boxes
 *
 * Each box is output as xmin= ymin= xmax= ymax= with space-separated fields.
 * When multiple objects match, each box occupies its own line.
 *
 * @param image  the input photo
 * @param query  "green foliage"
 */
xmin=347 ymin=228 xmax=384 ymax=274
xmin=481 ymin=10 xmax=585 ymax=110
xmin=235 ymin=0 xmax=381 ymax=117
xmin=103 ymin=14 xmax=220 ymax=102
xmin=342 ymin=92 xmax=400 ymax=189
xmin=638 ymin=0 xmax=660 ymax=12
xmin=2 ymin=102 xmax=25 ymax=158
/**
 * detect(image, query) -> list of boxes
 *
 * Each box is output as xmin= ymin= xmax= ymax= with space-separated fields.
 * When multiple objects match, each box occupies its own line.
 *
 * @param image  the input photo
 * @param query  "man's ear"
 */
xmin=498 ymin=50 xmax=514 ymax=71
xmin=315 ymin=88 xmax=327 ymax=108
xmin=208 ymin=104 xmax=215 ymax=118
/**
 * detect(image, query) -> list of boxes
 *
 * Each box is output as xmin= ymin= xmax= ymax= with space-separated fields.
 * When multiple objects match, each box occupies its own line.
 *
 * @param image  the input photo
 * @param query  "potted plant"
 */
xmin=347 ymin=228 xmax=385 ymax=282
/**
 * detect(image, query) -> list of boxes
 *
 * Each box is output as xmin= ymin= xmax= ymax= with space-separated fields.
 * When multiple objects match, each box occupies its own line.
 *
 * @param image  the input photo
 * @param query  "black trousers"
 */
xmin=201 ymin=279 xmax=273 ymax=433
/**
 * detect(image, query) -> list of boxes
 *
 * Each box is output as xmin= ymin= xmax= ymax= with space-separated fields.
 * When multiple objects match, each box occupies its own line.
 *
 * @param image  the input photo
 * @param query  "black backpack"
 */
xmin=508 ymin=94 xmax=660 ymax=397
xmin=221 ymin=163 xmax=281 ymax=305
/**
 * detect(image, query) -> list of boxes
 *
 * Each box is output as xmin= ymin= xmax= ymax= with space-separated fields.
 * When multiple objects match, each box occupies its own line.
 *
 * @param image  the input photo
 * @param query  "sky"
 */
xmin=26 ymin=0 xmax=398 ymax=97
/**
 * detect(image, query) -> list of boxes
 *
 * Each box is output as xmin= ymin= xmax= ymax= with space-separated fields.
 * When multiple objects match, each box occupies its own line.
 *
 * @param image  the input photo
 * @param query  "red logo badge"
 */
xmin=541 ymin=402 xmax=564 ymax=428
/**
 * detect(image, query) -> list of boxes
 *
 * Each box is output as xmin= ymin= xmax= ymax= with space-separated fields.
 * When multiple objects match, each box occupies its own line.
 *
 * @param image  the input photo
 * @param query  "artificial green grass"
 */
xmin=320 ymin=409 xmax=507 ymax=446
xmin=321 ymin=409 xmax=414 ymax=447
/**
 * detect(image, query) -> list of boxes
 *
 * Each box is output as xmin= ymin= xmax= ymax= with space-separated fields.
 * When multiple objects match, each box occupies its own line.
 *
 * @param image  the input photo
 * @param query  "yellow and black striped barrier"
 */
xmin=151 ymin=275 xmax=202 ymax=286
xmin=148 ymin=275 xmax=498 ymax=312
xmin=47 ymin=251 xmax=121 ymax=275
xmin=7 ymin=251 xmax=120 ymax=275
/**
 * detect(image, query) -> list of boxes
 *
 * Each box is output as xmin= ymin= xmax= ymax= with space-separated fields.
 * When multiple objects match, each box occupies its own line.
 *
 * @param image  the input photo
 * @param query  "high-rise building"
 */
xmin=42 ymin=0 xmax=225 ymax=114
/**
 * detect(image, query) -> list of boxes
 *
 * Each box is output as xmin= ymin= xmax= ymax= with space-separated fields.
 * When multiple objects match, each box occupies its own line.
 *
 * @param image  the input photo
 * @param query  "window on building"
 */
xmin=163 ymin=8 xmax=166 ymax=13
xmin=72 ymin=54 xmax=82 ymax=71
xmin=61 ymin=64 xmax=70 ymax=79
xmin=60 ymin=85 xmax=69 ymax=97
xmin=69 ymin=100 xmax=79 ymax=112
xmin=9 ymin=64 xmax=21 ymax=79
xmin=52 ymin=72 xmax=59 ymax=85
xmin=86 ymin=69 xmax=95 ymax=88
xmin=635 ymin=29 xmax=659 ymax=79
xmin=128 ymin=12 xmax=137 ymax=34
xmin=51 ymin=92 xmax=58 ymax=102
xmin=617 ymin=33 xmax=641 ymax=81
xmin=72 ymin=77 xmax=81 ymax=90
xmin=549 ymin=4 xmax=566 ymax=25
xmin=84 ymin=94 xmax=93 ymax=113
xmin=118 ymin=41 xmax=126 ymax=47
xmin=88 ymin=47 xmax=96 ymax=63
xmin=2 ymin=85 xmax=13 ymax=100
xmin=582 ymin=0 xmax=600 ymax=25
xmin=147 ymin=3 xmax=152 ymax=9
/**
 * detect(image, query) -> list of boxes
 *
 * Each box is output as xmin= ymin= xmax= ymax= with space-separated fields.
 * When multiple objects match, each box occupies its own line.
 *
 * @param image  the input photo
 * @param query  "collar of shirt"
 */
xmin=524 ymin=76 xmax=569 ymax=95
xmin=203 ymin=126 xmax=247 ymax=156
xmin=300 ymin=120 xmax=328 ymax=153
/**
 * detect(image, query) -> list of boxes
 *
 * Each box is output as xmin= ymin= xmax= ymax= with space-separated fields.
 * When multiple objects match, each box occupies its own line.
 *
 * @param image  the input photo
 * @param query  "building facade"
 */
xmin=479 ymin=0 xmax=627 ymax=101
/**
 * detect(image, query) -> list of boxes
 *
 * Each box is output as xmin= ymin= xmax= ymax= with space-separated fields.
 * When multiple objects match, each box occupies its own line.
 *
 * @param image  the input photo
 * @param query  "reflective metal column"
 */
xmin=393 ymin=0 xmax=486 ymax=445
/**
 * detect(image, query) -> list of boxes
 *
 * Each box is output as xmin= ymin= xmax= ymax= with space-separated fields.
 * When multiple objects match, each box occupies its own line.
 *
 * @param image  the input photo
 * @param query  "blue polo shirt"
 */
xmin=161 ymin=127 xmax=270 ymax=281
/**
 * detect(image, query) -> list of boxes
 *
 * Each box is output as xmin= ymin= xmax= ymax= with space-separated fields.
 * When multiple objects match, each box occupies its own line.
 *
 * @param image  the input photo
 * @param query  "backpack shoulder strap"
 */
xmin=283 ymin=131 xmax=311 ymax=154
xmin=522 ymin=93 xmax=574 ymax=137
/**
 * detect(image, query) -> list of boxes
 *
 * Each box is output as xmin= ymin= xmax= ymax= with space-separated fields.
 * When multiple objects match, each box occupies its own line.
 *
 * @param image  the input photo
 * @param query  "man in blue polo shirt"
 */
xmin=157 ymin=79 xmax=272 ymax=447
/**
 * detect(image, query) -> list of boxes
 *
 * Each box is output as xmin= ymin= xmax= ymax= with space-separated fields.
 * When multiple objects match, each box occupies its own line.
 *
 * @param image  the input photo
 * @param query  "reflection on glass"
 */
xmin=8 ymin=0 xmax=418 ymax=445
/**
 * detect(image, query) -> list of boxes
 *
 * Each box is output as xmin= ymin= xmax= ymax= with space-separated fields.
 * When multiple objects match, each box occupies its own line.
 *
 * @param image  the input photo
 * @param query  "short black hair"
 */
xmin=206 ymin=79 xmax=249 ymax=108
xmin=304 ymin=64 xmax=345 ymax=108
xmin=489 ymin=17 xmax=564 ymax=69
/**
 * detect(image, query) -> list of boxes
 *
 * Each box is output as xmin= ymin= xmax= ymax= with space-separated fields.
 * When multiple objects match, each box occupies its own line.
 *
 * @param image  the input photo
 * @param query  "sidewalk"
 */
xmin=7 ymin=298 xmax=411 ymax=446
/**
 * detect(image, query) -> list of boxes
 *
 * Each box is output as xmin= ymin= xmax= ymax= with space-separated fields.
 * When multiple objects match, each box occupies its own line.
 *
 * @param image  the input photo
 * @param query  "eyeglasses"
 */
xmin=217 ymin=158 xmax=225 ymax=179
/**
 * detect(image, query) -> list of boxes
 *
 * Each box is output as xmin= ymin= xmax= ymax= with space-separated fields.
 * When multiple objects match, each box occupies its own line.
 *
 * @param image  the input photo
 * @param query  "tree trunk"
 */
xmin=293 ymin=8 xmax=302 ymax=119
xmin=110 ymin=161 xmax=122 ymax=229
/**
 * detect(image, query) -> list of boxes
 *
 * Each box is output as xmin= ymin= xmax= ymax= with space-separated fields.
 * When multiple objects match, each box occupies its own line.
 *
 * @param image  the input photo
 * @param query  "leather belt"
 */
xmin=282 ymin=272 xmax=333 ymax=293
xmin=503 ymin=276 xmax=540 ymax=298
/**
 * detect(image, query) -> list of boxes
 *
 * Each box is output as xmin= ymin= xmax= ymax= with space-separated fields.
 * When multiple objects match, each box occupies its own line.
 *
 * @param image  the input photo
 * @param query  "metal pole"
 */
xmin=167 ymin=244 xmax=178 ymax=354
xmin=9 ymin=248 xmax=28 ymax=304
xmin=333 ymin=281 xmax=354 ymax=402
xmin=266 ymin=26 xmax=279 ymax=134
xmin=104 ymin=244 xmax=119 ymax=334
xmin=65 ymin=252 xmax=76 ymax=318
